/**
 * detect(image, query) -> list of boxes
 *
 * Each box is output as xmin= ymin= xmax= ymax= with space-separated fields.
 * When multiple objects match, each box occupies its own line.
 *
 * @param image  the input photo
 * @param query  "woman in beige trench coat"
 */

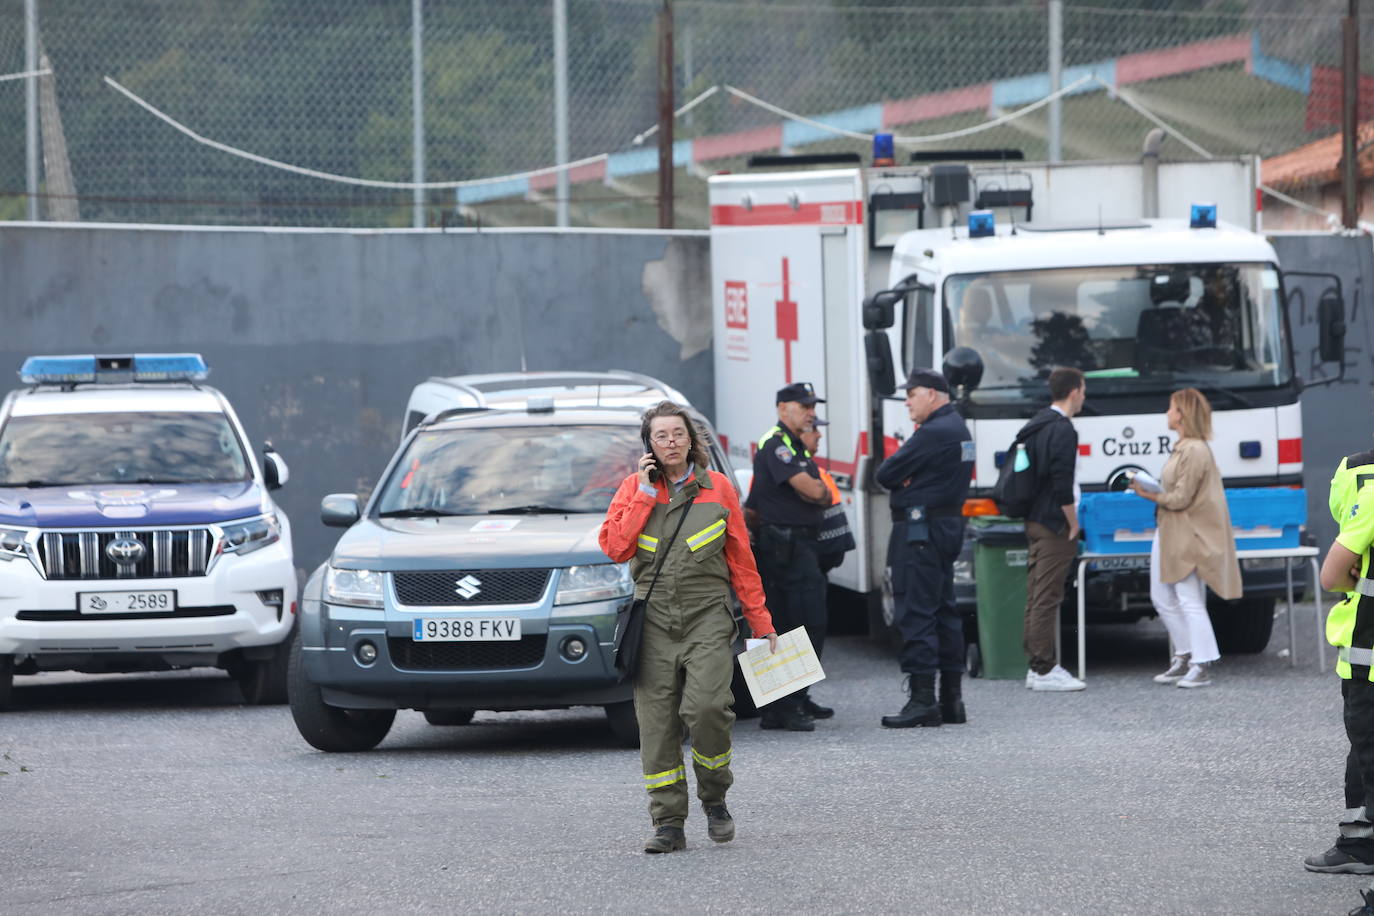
xmin=1131 ymin=388 xmax=1241 ymax=688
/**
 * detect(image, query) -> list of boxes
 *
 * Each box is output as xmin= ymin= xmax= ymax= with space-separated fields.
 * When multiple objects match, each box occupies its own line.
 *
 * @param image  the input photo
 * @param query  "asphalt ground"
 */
xmin=1 ymin=598 xmax=1366 ymax=915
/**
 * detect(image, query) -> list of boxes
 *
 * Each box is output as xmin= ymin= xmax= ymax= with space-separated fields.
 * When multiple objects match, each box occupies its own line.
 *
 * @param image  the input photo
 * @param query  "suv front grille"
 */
xmin=38 ymin=529 xmax=213 ymax=580
xmin=392 ymin=569 xmax=551 ymax=606
xmin=387 ymin=635 xmax=548 ymax=670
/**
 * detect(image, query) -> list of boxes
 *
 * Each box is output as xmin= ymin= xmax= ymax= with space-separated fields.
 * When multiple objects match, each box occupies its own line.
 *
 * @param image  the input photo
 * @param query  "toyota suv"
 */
xmin=289 ymin=371 xmax=745 ymax=752
xmin=0 ymin=354 xmax=297 ymax=708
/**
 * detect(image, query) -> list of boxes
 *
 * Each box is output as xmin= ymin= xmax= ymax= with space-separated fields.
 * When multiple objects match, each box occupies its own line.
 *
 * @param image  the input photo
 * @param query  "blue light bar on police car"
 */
xmin=19 ymin=353 xmax=208 ymax=384
xmin=1190 ymin=202 xmax=1217 ymax=229
xmin=968 ymin=210 xmax=995 ymax=238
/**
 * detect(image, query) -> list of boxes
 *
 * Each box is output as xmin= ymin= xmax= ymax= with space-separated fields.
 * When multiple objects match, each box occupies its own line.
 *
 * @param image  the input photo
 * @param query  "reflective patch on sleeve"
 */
xmin=961 ymin=440 xmax=975 ymax=462
xmin=637 ymin=534 xmax=659 ymax=553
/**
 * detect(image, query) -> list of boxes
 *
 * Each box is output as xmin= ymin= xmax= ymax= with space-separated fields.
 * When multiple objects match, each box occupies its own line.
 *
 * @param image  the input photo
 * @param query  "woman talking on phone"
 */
xmin=600 ymin=400 xmax=776 ymax=855
xmin=1131 ymin=388 xmax=1241 ymax=688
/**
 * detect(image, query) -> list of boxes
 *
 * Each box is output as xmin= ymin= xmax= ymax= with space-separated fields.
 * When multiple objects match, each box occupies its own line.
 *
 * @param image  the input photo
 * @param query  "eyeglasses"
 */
xmin=650 ymin=431 xmax=691 ymax=445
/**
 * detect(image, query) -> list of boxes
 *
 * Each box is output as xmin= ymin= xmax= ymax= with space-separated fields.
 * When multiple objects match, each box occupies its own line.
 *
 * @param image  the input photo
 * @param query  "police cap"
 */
xmin=776 ymin=381 xmax=826 ymax=405
xmin=902 ymin=368 xmax=950 ymax=393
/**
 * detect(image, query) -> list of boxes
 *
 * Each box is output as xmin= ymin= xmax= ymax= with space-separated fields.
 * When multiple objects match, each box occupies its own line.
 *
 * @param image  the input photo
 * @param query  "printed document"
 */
xmin=738 ymin=626 xmax=825 ymax=708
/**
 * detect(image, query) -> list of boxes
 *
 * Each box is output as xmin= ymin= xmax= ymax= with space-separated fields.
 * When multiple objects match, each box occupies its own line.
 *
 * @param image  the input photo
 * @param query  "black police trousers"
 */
xmin=888 ymin=516 xmax=965 ymax=676
xmin=1338 ymin=677 xmax=1374 ymax=857
xmin=754 ymin=525 xmax=828 ymax=690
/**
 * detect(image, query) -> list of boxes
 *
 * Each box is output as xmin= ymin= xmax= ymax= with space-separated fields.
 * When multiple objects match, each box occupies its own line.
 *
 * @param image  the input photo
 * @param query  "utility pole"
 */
xmin=25 ymin=0 xmax=38 ymax=221
xmin=657 ymin=0 xmax=674 ymax=229
xmin=554 ymin=0 xmax=569 ymax=227
xmin=411 ymin=0 xmax=425 ymax=228
xmin=1047 ymin=0 xmax=1063 ymax=163
xmin=1341 ymin=0 xmax=1361 ymax=229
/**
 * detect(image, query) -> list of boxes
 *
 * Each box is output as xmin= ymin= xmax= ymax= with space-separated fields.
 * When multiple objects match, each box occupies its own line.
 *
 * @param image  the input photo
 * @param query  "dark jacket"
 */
xmin=876 ymin=403 xmax=974 ymax=511
xmin=1019 ymin=407 xmax=1078 ymax=533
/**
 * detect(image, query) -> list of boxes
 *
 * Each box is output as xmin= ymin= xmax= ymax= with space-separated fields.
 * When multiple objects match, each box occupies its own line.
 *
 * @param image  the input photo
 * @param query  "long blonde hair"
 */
xmin=1171 ymin=388 xmax=1212 ymax=441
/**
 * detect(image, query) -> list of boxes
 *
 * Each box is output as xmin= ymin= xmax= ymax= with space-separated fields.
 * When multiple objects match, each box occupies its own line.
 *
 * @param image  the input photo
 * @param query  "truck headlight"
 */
xmin=324 ymin=566 xmax=385 ymax=609
xmin=0 ymin=525 xmax=29 ymax=561
xmin=554 ymin=563 xmax=633 ymax=607
xmin=219 ymin=514 xmax=282 ymax=556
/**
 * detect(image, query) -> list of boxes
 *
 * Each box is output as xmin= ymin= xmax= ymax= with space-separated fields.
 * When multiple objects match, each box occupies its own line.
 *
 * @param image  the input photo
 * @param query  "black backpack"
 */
xmin=991 ymin=425 xmax=1038 ymax=518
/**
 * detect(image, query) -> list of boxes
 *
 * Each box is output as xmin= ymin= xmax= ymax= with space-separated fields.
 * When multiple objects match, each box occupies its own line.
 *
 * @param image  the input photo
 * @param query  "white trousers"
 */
xmin=1149 ymin=532 xmax=1220 ymax=664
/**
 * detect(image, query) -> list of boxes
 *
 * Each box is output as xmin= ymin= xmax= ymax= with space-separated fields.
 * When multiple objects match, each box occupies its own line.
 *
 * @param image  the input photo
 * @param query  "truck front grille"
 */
xmin=37 ymin=529 xmax=213 ymax=580
xmin=387 ymin=635 xmax=548 ymax=670
xmin=392 ymin=569 xmax=551 ymax=606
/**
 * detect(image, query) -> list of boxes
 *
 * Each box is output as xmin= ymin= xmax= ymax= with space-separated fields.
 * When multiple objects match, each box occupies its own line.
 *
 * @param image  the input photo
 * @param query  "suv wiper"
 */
xmin=486 ymin=505 xmax=582 ymax=515
xmin=0 ymin=480 xmax=80 ymax=488
xmin=377 ymin=507 xmax=464 ymax=518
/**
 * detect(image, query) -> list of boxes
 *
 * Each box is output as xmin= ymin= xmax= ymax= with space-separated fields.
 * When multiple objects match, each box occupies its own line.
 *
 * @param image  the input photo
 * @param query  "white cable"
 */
xmin=1095 ymin=77 xmax=1214 ymax=159
xmin=103 ymin=75 xmax=609 ymax=190
xmin=632 ymin=85 xmax=721 ymax=146
xmin=891 ymin=74 xmax=1096 ymax=145
xmin=1259 ymin=183 xmax=1341 ymax=228
xmin=0 ymin=68 xmax=50 ymax=83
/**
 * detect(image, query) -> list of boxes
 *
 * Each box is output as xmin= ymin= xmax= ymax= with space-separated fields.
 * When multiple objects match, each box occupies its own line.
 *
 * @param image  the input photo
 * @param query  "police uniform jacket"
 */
xmin=875 ymin=403 xmax=974 ymax=513
xmin=599 ymin=464 xmax=773 ymax=638
xmin=1154 ymin=437 xmax=1241 ymax=598
xmin=745 ymin=423 xmax=824 ymax=529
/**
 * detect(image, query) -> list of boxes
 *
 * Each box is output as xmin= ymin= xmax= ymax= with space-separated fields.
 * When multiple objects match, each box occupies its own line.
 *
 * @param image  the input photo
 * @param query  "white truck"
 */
xmin=709 ymin=148 xmax=1346 ymax=654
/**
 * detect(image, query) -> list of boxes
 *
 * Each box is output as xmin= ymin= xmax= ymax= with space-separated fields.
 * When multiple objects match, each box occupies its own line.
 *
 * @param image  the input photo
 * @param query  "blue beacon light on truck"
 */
xmin=1190 ymin=202 xmax=1217 ymax=229
xmin=19 ymin=353 xmax=209 ymax=384
xmin=967 ymin=210 xmax=995 ymax=238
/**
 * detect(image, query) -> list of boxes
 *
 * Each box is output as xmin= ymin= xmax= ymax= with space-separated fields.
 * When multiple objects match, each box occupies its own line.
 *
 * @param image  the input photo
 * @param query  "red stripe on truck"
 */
xmin=711 ymin=201 xmax=864 ymax=227
xmin=1278 ymin=438 xmax=1302 ymax=464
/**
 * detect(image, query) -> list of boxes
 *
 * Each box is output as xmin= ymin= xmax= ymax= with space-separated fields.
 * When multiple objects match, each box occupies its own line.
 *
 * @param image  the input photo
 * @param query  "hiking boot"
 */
xmin=1350 ymin=888 xmax=1374 ymax=915
xmin=703 ymin=803 xmax=735 ymax=843
xmin=1029 ymin=665 xmax=1087 ymax=692
xmin=801 ymin=696 xmax=834 ymax=720
xmin=881 ymin=674 xmax=942 ymax=728
xmin=1304 ymin=846 xmax=1374 ymax=874
xmin=643 ymin=825 xmax=686 ymax=854
xmin=939 ymin=670 xmax=967 ymax=724
xmin=1153 ymin=654 xmax=1191 ymax=684
xmin=1176 ymin=663 xmax=1212 ymax=689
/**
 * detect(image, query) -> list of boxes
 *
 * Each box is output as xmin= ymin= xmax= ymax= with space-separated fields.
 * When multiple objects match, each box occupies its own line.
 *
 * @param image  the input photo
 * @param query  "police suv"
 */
xmin=0 ymin=354 xmax=297 ymax=708
xmin=290 ymin=370 xmax=746 ymax=752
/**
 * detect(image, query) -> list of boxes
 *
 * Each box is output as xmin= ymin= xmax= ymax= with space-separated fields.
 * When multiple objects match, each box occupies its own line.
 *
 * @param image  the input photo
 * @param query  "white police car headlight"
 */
xmin=324 ymin=566 xmax=385 ymax=609
xmin=219 ymin=514 xmax=281 ymax=556
xmin=553 ymin=563 xmax=633 ymax=607
xmin=0 ymin=525 xmax=30 ymax=561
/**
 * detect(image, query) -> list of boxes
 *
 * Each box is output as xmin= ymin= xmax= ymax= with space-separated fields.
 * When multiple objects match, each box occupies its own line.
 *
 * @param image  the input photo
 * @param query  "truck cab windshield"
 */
xmin=943 ymin=263 xmax=1290 ymax=402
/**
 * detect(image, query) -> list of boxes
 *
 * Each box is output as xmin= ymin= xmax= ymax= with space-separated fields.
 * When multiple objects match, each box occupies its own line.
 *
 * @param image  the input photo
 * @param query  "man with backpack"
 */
xmin=1001 ymin=367 xmax=1087 ymax=692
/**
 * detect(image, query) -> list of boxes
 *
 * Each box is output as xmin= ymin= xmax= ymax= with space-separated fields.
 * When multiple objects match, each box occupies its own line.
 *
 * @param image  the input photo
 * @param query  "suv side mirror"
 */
xmin=1319 ymin=288 xmax=1347 ymax=364
xmin=262 ymin=444 xmax=289 ymax=490
xmin=862 ymin=290 xmax=902 ymax=330
xmin=865 ymin=330 xmax=896 ymax=398
xmin=320 ymin=493 xmax=361 ymax=528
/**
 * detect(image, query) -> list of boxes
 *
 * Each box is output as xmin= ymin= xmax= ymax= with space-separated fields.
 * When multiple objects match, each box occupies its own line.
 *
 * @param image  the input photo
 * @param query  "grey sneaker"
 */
xmin=643 ymin=825 xmax=687 ymax=854
xmin=1177 ymin=663 xmax=1212 ymax=689
xmin=1304 ymin=846 xmax=1374 ymax=874
xmin=1154 ymin=654 xmax=1191 ymax=684
xmin=703 ymin=803 xmax=735 ymax=843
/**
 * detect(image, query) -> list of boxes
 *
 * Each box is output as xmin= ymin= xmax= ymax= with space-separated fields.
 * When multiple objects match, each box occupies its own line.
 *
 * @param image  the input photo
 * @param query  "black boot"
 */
xmin=880 ymin=674 xmax=942 ymax=728
xmin=939 ymin=670 xmax=967 ymax=724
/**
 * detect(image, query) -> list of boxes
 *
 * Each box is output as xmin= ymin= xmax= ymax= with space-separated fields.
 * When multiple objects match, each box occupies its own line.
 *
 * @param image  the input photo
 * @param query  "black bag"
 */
xmin=614 ymin=496 xmax=695 ymax=678
xmin=991 ymin=426 xmax=1038 ymax=518
xmin=817 ymin=501 xmax=857 ymax=572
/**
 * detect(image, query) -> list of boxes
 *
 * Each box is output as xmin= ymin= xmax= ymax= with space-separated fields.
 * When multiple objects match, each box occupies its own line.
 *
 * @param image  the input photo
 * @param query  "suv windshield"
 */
xmin=376 ymin=424 xmax=644 ymax=517
xmin=0 ymin=411 xmax=251 ymax=485
xmin=944 ymin=262 xmax=1291 ymax=402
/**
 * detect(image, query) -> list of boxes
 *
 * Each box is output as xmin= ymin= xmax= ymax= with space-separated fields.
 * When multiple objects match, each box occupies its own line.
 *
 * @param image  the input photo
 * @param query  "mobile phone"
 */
xmin=642 ymin=437 xmax=661 ymax=483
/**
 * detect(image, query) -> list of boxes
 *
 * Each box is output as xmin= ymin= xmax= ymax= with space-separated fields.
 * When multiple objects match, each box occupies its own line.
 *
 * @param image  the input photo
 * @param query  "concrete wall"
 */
xmin=0 ymin=224 xmax=713 ymax=573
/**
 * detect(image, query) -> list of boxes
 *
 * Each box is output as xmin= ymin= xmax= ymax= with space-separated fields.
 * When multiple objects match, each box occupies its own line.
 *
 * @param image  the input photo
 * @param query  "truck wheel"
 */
xmin=287 ymin=631 xmax=394 ymax=752
xmin=604 ymin=699 xmax=640 ymax=749
xmin=0 ymin=655 xmax=12 ymax=711
xmin=423 ymin=708 xmax=475 ymax=726
xmin=1208 ymin=596 xmax=1275 ymax=655
xmin=236 ymin=629 xmax=293 ymax=705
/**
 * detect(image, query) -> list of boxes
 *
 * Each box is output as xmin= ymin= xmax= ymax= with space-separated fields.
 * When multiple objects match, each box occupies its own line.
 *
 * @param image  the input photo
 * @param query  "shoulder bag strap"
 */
xmin=641 ymin=495 xmax=696 ymax=607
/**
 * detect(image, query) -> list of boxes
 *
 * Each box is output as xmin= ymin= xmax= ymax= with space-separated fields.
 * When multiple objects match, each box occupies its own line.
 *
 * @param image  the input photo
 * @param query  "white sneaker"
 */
xmin=1025 ymin=669 xmax=1035 ymax=689
xmin=1030 ymin=664 xmax=1087 ymax=692
xmin=1153 ymin=655 xmax=1191 ymax=684
xmin=1176 ymin=663 xmax=1212 ymax=689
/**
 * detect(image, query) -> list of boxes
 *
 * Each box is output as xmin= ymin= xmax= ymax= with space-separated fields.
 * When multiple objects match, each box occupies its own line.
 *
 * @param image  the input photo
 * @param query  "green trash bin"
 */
xmin=969 ymin=516 xmax=1030 ymax=679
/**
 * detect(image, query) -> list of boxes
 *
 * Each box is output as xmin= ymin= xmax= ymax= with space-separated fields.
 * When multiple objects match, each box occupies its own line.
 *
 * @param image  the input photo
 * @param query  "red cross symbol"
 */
xmin=775 ymin=257 xmax=797 ymax=383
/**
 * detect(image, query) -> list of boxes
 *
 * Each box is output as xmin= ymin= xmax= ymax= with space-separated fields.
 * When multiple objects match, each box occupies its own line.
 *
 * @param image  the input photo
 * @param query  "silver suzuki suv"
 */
xmin=288 ymin=373 xmax=744 ymax=752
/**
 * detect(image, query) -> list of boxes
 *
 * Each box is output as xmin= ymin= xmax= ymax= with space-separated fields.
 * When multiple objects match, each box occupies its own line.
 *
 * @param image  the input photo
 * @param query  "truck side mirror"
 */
xmin=320 ymin=493 xmax=361 ymax=528
xmin=862 ymin=290 xmax=902 ymax=330
xmin=1319 ymin=288 xmax=1346 ymax=364
xmin=262 ymin=444 xmax=289 ymax=490
xmin=865 ymin=331 xmax=896 ymax=398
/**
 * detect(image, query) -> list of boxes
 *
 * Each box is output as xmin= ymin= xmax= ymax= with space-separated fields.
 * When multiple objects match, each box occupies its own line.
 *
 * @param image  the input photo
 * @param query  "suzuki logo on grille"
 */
xmin=106 ymin=536 xmax=145 ymax=565
xmin=454 ymin=575 xmax=482 ymax=600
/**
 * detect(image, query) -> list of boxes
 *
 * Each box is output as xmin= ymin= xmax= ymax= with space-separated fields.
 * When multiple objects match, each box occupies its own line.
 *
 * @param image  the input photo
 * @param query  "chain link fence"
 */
xmin=0 ymin=0 xmax=1367 ymax=228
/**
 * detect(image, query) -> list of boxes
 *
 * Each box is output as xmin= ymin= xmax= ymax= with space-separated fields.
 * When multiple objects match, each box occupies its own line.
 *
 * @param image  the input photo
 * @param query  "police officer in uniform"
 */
xmin=746 ymin=382 xmax=834 ymax=731
xmin=1305 ymin=447 xmax=1374 ymax=916
xmin=876 ymin=368 xmax=975 ymax=729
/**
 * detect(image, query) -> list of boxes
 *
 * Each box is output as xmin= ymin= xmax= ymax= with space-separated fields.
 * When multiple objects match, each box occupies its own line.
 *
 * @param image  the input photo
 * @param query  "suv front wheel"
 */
xmin=232 ymin=628 xmax=294 ymax=705
xmin=288 ymin=631 xmax=395 ymax=752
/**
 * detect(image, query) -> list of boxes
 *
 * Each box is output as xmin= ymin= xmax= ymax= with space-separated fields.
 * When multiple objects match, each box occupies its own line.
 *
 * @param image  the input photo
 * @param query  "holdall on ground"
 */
xmin=991 ymin=428 xmax=1037 ymax=518
xmin=615 ymin=496 xmax=695 ymax=677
